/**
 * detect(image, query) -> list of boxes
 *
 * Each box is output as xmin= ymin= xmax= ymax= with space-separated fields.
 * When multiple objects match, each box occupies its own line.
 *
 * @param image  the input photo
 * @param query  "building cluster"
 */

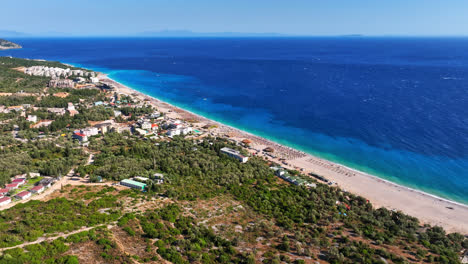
xmin=24 ymin=66 xmax=96 ymax=79
xmin=119 ymin=173 xmax=165 ymax=191
xmin=0 ymin=174 xmax=55 ymax=207
xmin=271 ymin=166 xmax=316 ymax=188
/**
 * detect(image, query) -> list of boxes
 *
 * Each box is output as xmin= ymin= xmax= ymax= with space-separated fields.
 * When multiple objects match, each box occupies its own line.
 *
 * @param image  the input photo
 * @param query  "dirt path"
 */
xmin=0 ymin=223 xmax=115 ymax=252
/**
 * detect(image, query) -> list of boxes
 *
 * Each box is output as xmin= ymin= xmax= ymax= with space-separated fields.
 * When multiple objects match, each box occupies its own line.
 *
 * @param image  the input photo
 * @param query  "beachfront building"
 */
xmin=15 ymin=191 xmax=31 ymax=200
xmin=30 ymin=185 xmax=45 ymax=194
xmin=120 ymin=179 xmax=146 ymax=191
xmin=0 ymin=197 xmax=11 ymax=206
xmin=220 ymin=147 xmax=249 ymax=163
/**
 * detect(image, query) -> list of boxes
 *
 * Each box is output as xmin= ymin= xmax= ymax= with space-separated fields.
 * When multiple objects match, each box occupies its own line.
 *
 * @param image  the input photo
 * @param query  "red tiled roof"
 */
xmin=74 ymin=132 xmax=86 ymax=137
xmin=0 ymin=197 xmax=11 ymax=203
xmin=0 ymin=188 xmax=9 ymax=193
xmin=31 ymin=185 xmax=44 ymax=191
xmin=152 ymin=124 xmax=159 ymax=127
xmin=12 ymin=178 xmax=25 ymax=183
xmin=16 ymin=191 xmax=30 ymax=197
xmin=6 ymin=183 xmax=19 ymax=188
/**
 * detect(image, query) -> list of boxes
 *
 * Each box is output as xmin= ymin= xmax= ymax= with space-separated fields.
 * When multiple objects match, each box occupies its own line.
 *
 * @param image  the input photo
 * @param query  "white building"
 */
xmin=0 ymin=197 xmax=11 ymax=206
xmin=90 ymin=77 xmax=99 ymax=83
xmin=220 ymin=147 xmax=249 ymax=163
xmin=67 ymin=102 xmax=76 ymax=111
xmin=135 ymin=128 xmax=147 ymax=136
xmin=141 ymin=122 xmax=152 ymax=130
xmin=81 ymin=127 xmax=99 ymax=137
xmin=27 ymin=115 xmax=37 ymax=123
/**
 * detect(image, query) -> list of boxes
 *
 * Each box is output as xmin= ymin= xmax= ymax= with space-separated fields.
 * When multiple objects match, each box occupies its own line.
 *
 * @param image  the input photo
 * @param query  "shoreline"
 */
xmin=96 ymin=72 xmax=468 ymax=234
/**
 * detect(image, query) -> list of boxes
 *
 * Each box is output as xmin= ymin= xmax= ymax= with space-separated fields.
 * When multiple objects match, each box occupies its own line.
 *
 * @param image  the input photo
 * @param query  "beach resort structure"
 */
xmin=48 ymin=79 xmax=75 ymax=88
xmin=120 ymin=179 xmax=147 ymax=191
xmin=24 ymin=66 xmax=95 ymax=78
xmin=220 ymin=147 xmax=249 ymax=163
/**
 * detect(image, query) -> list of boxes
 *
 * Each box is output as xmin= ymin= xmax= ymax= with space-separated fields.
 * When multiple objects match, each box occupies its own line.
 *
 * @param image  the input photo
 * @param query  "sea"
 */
xmin=2 ymin=37 xmax=467 ymax=204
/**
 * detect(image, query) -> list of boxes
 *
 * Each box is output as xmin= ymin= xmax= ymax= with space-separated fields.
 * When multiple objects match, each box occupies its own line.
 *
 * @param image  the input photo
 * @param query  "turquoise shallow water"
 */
xmin=106 ymin=68 xmax=468 ymax=205
xmin=3 ymin=37 xmax=468 ymax=204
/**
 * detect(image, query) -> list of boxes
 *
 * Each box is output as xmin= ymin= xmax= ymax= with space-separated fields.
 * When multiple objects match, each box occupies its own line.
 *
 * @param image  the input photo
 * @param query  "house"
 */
xmin=30 ymin=185 xmax=45 ymax=194
xmin=150 ymin=112 xmax=160 ymax=118
xmin=134 ymin=176 xmax=149 ymax=182
xmin=90 ymin=77 xmax=99 ymax=83
xmin=0 ymin=197 xmax=11 ymax=206
xmin=120 ymin=179 xmax=147 ymax=191
xmin=94 ymin=121 xmax=113 ymax=134
xmin=151 ymin=123 xmax=159 ymax=131
xmin=153 ymin=173 xmax=164 ymax=184
xmin=15 ymin=191 xmax=31 ymax=200
xmin=27 ymin=115 xmax=37 ymax=123
xmin=7 ymin=105 xmax=24 ymax=112
xmin=39 ymin=178 xmax=54 ymax=188
xmin=11 ymin=178 xmax=26 ymax=186
xmin=81 ymin=127 xmax=99 ymax=137
xmin=72 ymin=132 xmax=88 ymax=142
xmin=167 ymin=129 xmax=181 ymax=137
xmin=0 ymin=189 xmax=9 ymax=196
xmin=220 ymin=147 xmax=249 ymax=163
xmin=181 ymin=127 xmax=192 ymax=135
xmin=29 ymin=172 xmax=40 ymax=178
xmin=135 ymin=128 xmax=147 ymax=136
xmin=5 ymin=183 xmax=20 ymax=190
xmin=47 ymin=108 xmax=66 ymax=116
xmin=113 ymin=110 xmax=122 ymax=117
xmin=141 ymin=122 xmax=152 ymax=130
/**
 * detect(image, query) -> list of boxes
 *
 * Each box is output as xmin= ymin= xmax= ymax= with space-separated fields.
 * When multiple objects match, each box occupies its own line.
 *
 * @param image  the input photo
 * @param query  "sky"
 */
xmin=1 ymin=0 xmax=468 ymax=36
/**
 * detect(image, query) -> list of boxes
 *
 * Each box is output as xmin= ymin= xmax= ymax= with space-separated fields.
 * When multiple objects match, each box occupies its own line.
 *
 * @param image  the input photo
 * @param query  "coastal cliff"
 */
xmin=0 ymin=38 xmax=22 ymax=50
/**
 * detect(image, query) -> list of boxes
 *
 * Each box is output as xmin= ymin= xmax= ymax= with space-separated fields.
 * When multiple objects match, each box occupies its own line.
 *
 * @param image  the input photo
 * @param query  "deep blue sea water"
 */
xmin=2 ymin=37 xmax=467 ymax=203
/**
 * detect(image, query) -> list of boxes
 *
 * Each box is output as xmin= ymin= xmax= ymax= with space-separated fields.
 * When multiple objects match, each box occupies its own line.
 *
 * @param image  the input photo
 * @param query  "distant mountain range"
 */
xmin=136 ymin=30 xmax=288 ymax=37
xmin=0 ymin=29 xmax=366 ymax=38
xmin=0 ymin=29 xmax=291 ymax=38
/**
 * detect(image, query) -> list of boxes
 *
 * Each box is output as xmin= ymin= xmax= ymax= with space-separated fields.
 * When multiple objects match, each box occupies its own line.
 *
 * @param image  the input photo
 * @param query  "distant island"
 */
xmin=0 ymin=38 xmax=22 ymax=50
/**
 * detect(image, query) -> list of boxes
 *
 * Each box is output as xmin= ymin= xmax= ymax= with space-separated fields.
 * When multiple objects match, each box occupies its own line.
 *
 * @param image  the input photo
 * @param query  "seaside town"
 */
xmin=0 ymin=55 xmax=467 ymax=263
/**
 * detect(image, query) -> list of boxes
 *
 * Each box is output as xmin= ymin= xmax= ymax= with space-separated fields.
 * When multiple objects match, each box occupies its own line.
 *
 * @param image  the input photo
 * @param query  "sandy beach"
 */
xmin=99 ymin=74 xmax=468 ymax=235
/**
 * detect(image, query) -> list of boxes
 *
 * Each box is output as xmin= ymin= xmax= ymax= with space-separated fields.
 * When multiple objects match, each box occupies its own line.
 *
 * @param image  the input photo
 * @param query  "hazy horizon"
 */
xmin=2 ymin=0 xmax=468 ymax=37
